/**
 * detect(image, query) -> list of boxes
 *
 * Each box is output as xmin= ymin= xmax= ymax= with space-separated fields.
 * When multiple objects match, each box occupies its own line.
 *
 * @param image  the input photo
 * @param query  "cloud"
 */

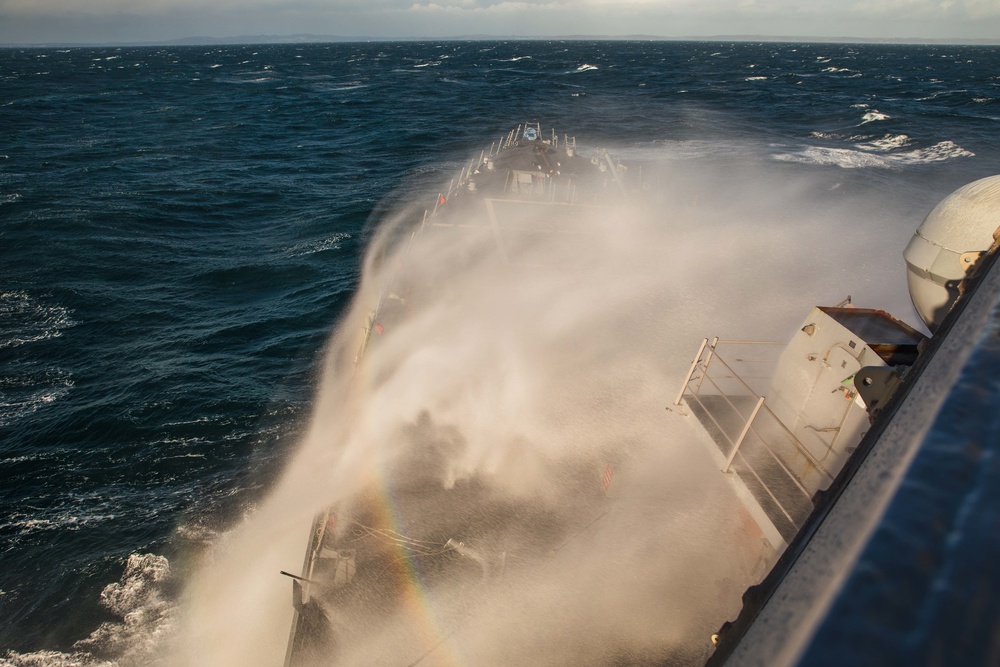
xmin=397 ymin=0 xmax=997 ymax=10
xmin=1 ymin=0 xmax=997 ymax=42
xmin=405 ymin=0 xmax=562 ymax=14
xmin=5 ymin=0 xmax=995 ymax=17
xmin=396 ymin=0 xmax=1000 ymax=33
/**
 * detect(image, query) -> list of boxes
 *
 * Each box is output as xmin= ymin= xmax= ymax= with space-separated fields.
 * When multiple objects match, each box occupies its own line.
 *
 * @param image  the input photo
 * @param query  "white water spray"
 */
xmin=4 ymin=147 xmax=916 ymax=667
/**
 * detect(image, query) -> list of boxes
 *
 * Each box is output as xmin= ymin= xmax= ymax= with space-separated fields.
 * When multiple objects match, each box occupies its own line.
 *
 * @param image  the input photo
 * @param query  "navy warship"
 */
xmin=281 ymin=122 xmax=1000 ymax=665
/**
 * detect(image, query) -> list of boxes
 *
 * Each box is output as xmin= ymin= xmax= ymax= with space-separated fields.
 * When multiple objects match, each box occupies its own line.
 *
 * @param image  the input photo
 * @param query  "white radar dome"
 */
xmin=903 ymin=175 xmax=1000 ymax=332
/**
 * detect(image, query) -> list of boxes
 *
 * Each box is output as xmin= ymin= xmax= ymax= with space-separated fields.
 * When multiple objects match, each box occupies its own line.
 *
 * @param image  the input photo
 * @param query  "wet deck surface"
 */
xmin=287 ymin=409 xmax=783 ymax=667
xmin=685 ymin=394 xmax=814 ymax=542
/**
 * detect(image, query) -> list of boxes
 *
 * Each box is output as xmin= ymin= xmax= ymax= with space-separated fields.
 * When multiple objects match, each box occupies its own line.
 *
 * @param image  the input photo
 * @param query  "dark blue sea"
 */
xmin=2 ymin=41 xmax=999 ymax=665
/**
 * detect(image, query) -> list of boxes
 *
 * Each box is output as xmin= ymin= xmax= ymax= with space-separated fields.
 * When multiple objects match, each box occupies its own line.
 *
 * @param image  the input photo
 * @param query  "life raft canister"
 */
xmin=524 ymin=127 xmax=538 ymax=141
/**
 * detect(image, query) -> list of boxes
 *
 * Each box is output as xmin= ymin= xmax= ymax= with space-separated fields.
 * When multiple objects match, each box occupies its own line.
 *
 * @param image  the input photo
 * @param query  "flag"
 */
xmin=375 ymin=322 xmax=385 ymax=335
xmin=438 ymin=194 xmax=447 ymax=205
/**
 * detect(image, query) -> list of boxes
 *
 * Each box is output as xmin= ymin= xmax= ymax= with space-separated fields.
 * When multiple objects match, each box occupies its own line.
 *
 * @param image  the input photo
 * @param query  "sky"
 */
xmin=1 ymin=0 xmax=999 ymax=45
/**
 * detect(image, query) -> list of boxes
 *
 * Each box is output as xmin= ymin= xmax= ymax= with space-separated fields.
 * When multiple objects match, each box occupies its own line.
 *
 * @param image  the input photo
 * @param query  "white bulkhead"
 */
xmin=766 ymin=306 xmax=924 ymax=491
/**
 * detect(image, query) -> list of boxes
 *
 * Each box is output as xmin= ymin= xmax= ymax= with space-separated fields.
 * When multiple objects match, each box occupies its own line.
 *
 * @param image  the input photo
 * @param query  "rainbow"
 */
xmin=364 ymin=470 xmax=466 ymax=667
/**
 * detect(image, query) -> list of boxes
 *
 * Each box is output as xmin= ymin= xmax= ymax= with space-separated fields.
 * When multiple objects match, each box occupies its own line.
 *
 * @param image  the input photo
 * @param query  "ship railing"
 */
xmin=434 ymin=125 xmax=585 ymax=209
xmin=674 ymin=338 xmax=833 ymax=541
xmin=357 ymin=124 xmax=578 ymax=381
xmin=501 ymin=170 xmax=583 ymax=204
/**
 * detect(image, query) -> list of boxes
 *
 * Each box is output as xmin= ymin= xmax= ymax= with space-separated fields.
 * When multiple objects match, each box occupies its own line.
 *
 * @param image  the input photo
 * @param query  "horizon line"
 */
xmin=3 ymin=33 xmax=1000 ymax=48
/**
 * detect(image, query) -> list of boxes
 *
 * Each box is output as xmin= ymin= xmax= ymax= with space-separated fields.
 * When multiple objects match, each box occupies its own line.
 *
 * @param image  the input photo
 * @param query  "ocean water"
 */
xmin=1 ymin=40 xmax=999 ymax=665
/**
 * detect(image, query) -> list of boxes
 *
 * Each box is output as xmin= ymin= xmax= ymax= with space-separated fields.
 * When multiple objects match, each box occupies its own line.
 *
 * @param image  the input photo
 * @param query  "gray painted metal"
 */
xmin=721 ymin=234 xmax=1000 ymax=667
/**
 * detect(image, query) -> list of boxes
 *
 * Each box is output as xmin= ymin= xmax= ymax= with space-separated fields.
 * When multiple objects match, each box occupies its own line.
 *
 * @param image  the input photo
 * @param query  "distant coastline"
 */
xmin=3 ymin=33 xmax=999 ymax=48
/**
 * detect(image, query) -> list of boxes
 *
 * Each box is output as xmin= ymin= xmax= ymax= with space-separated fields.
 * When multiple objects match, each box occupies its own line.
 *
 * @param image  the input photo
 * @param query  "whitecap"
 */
xmin=284 ymin=232 xmax=351 ymax=257
xmin=0 ymin=649 xmax=115 ymax=666
xmin=176 ymin=522 xmax=219 ymax=543
xmin=326 ymin=81 xmax=368 ymax=92
xmin=0 ymin=291 xmax=75 ymax=349
xmin=860 ymin=110 xmax=890 ymax=124
xmin=855 ymin=134 xmax=912 ymax=152
xmin=0 ymin=288 xmax=75 ymax=424
xmin=1 ymin=454 xmax=43 ymax=464
xmin=895 ymin=140 xmax=975 ymax=164
xmin=68 ymin=553 xmax=175 ymax=665
xmin=575 ymin=64 xmax=599 ymax=72
xmin=809 ymin=131 xmax=842 ymax=140
xmin=162 ymin=415 xmax=216 ymax=427
xmin=774 ymin=146 xmax=892 ymax=169
xmin=0 ymin=383 xmax=73 ymax=427
xmin=745 ymin=76 xmax=768 ymax=81
xmin=773 ymin=139 xmax=973 ymax=169
xmin=4 ymin=509 xmax=115 ymax=535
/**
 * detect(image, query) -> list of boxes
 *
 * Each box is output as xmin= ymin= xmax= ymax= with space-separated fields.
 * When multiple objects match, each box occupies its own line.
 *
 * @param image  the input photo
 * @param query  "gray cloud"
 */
xmin=1 ymin=0 xmax=997 ymax=45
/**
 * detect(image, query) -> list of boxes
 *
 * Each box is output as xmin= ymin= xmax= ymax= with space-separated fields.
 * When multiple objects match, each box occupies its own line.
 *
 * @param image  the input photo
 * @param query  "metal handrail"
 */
xmin=702 ymin=347 xmax=771 ymax=401
xmin=687 ymin=367 xmax=829 ymax=489
xmin=675 ymin=339 xmax=840 ymax=532
xmin=683 ymin=341 xmax=835 ymax=480
xmin=728 ymin=442 xmax=799 ymax=528
xmin=688 ymin=387 xmax=802 ymax=529
xmin=743 ymin=417 xmax=817 ymax=497
xmin=757 ymin=403 xmax=835 ymax=481
xmin=713 ymin=340 xmax=786 ymax=346
xmin=691 ymin=373 xmax=821 ymax=489
xmin=724 ymin=396 xmax=765 ymax=471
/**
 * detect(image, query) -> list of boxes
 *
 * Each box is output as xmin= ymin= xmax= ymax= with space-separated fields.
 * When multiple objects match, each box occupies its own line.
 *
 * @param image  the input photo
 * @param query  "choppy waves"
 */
xmin=775 ymin=138 xmax=974 ymax=169
xmin=0 ymin=292 xmax=74 ymax=351
xmin=1 ymin=554 xmax=174 ymax=667
xmin=1 ymin=39 xmax=998 ymax=663
xmin=0 ymin=292 xmax=75 ymax=428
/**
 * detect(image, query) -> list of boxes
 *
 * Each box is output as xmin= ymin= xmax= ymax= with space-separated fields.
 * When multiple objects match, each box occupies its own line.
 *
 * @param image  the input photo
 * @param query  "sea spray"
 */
xmin=172 ymin=158 xmax=784 ymax=665
xmin=171 ymin=140 xmax=930 ymax=665
xmin=1 ymin=555 xmax=171 ymax=667
xmin=0 ymin=153 xmax=921 ymax=667
xmin=2 ymin=39 xmax=997 ymax=667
